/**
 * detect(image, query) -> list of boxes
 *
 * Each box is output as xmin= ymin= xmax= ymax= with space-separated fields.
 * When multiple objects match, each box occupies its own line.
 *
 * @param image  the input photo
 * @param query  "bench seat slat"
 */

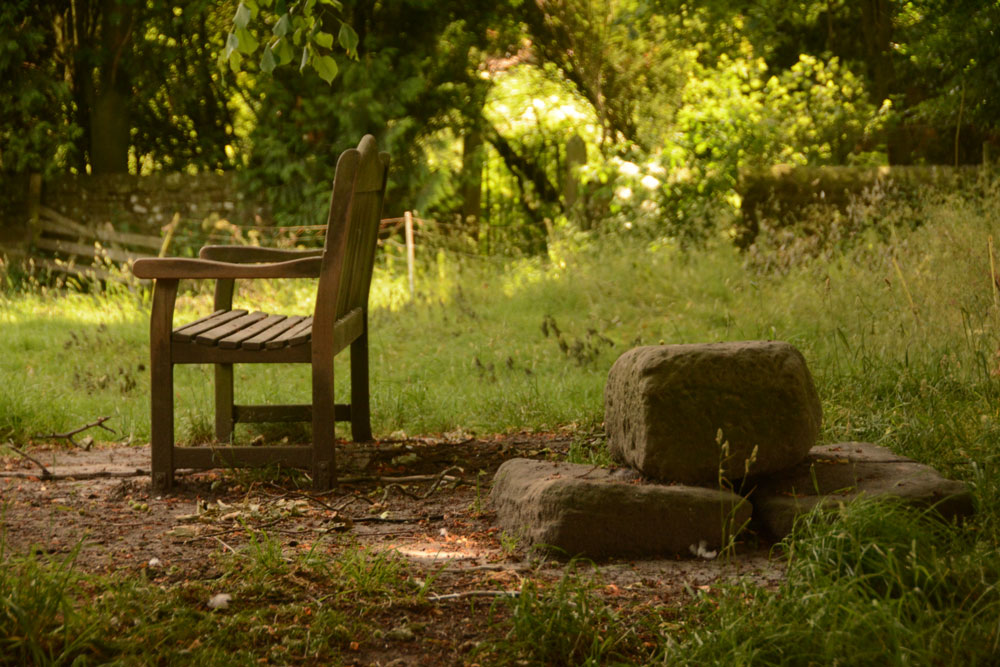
xmin=172 ymin=310 xmax=248 ymax=342
xmin=195 ymin=311 xmax=269 ymax=345
xmin=266 ymin=317 xmax=314 ymax=349
xmin=171 ymin=309 xmax=227 ymax=336
xmin=218 ymin=314 xmax=288 ymax=349
xmin=242 ymin=315 xmax=307 ymax=350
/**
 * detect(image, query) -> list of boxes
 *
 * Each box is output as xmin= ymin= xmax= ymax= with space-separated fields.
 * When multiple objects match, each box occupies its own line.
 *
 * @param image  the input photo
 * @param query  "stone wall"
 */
xmin=0 ymin=171 xmax=270 ymax=251
xmin=42 ymin=171 xmax=269 ymax=234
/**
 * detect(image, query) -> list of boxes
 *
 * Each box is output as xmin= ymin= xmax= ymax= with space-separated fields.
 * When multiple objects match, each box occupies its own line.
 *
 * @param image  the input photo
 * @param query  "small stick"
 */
xmin=337 ymin=473 xmax=464 ymax=485
xmin=33 ymin=416 xmax=115 ymax=450
xmin=0 ymin=469 xmax=147 ymax=481
xmin=989 ymin=236 xmax=999 ymax=319
xmin=5 ymin=442 xmax=52 ymax=478
xmin=891 ymin=256 xmax=921 ymax=325
xmin=380 ymin=482 xmax=421 ymax=503
xmin=182 ymin=516 xmax=285 ymax=544
xmin=353 ymin=513 xmax=444 ymax=524
xmin=426 ymin=590 xmax=520 ymax=602
xmin=263 ymin=483 xmax=344 ymax=513
xmin=421 ymin=465 xmax=465 ymax=498
xmin=210 ymin=535 xmax=238 ymax=554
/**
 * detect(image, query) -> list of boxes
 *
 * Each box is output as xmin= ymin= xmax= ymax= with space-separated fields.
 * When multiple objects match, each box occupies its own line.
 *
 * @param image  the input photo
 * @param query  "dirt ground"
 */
xmin=1 ymin=433 xmax=785 ymax=665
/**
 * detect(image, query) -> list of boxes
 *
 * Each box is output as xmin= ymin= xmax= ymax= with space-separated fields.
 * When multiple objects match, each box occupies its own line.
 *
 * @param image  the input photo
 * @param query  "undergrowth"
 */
xmin=658 ymin=498 xmax=1000 ymax=665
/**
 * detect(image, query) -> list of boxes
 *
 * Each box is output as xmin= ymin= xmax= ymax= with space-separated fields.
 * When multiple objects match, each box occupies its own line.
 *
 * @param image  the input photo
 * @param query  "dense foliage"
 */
xmin=0 ymin=0 xmax=996 ymax=250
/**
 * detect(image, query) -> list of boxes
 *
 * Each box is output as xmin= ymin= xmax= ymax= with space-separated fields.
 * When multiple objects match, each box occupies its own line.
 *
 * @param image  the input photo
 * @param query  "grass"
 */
xmin=658 ymin=498 xmax=1000 ymax=666
xmin=3 ymin=178 xmax=1000 ymax=664
xmin=485 ymin=560 xmax=649 ymax=666
xmin=0 ymin=522 xmax=422 ymax=665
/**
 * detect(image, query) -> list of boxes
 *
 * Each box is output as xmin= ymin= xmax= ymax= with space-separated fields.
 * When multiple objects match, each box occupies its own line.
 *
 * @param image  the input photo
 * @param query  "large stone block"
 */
xmin=605 ymin=342 xmax=822 ymax=485
xmin=489 ymin=458 xmax=751 ymax=559
xmin=752 ymin=442 xmax=975 ymax=537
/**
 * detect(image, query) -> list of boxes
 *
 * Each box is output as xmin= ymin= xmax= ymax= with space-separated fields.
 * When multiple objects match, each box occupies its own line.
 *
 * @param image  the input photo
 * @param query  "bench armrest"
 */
xmin=198 ymin=245 xmax=324 ymax=263
xmin=132 ymin=256 xmax=322 ymax=280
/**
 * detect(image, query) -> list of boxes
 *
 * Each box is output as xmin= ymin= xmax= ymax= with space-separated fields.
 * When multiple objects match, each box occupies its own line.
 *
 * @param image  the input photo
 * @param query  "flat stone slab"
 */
xmin=752 ymin=442 xmax=974 ymax=537
xmin=605 ymin=342 xmax=822 ymax=485
xmin=490 ymin=458 xmax=752 ymax=559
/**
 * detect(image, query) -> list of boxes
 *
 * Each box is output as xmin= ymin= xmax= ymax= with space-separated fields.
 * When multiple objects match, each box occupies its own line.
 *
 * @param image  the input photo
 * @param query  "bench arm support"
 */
xmin=198 ymin=246 xmax=324 ymax=263
xmin=132 ymin=256 xmax=322 ymax=280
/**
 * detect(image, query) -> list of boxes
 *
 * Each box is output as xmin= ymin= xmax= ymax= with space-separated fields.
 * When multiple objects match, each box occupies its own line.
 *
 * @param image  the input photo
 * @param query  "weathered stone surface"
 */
xmin=489 ymin=458 xmax=752 ymax=559
xmin=752 ymin=442 xmax=975 ymax=537
xmin=605 ymin=342 xmax=822 ymax=485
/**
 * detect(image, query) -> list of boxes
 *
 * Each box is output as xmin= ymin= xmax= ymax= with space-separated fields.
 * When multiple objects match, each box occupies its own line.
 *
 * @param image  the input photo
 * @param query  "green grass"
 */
xmin=655 ymin=498 xmax=1000 ymax=666
xmin=485 ymin=560 xmax=649 ymax=666
xmin=3 ymin=180 xmax=1000 ymax=664
xmin=0 ymin=523 xmax=422 ymax=665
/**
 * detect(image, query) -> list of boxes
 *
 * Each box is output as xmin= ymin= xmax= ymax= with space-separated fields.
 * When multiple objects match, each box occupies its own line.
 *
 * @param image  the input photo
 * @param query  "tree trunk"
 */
xmin=89 ymin=0 xmax=134 ymax=173
xmin=859 ymin=0 xmax=895 ymax=106
xmin=90 ymin=87 xmax=130 ymax=173
xmin=460 ymin=131 xmax=484 ymax=236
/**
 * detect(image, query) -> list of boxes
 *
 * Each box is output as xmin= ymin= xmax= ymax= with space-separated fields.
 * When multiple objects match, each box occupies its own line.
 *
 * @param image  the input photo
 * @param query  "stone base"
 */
xmin=605 ymin=342 xmax=822 ymax=485
xmin=490 ymin=458 xmax=752 ymax=559
xmin=752 ymin=442 xmax=974 ymax=537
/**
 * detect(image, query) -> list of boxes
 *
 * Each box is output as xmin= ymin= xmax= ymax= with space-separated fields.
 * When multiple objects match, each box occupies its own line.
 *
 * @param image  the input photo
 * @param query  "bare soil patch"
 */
xmin=1 ymin=433 xmax=785 ymax=665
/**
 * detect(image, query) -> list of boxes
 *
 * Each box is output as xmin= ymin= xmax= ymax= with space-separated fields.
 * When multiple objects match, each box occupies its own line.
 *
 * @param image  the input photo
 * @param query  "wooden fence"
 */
xmin=24 ymin=205 xmax=164 ymax=283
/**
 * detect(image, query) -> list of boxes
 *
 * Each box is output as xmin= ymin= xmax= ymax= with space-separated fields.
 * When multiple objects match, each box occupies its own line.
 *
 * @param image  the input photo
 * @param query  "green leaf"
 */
xmin=234 ymin=2 xmax=251 ymax=30
xmin=274 ymin=37 xmax=294 ymax=65
xmin=300 ymin=45 xmax=309 ymax=72
xmin=313 ymin=54 xmax=338 ymax=84
xmin=338 ymin=23 xmax=359 ymax=53
xmin=273 ymin=14 xmax=290 ymax=38
xmin=235 ymin=27 xmax=259 ymax=55
xmin=260 ymin=46 xmax=277 ymax=73
xmin=228 ymin=50 xmax=243 ymax=74
xmin=314 ymin=31 xmax=334 ymax=49
xmin=224 ymin=32 xmax=240 ymax=60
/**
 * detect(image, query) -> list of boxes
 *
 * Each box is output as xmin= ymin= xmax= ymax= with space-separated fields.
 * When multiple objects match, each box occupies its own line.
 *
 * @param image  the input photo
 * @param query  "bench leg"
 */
xmin=214 ymin=363 xmax=234 ymax=443
xmin=150 ymin=362 xmax=174 ymax=492
xmin=311 ymin=356 xmax=336 ymax=491
xmin=150 ymin=279 xmax=178 ymax=492
xmin=350 ymin=331 xmax=373 ymax=442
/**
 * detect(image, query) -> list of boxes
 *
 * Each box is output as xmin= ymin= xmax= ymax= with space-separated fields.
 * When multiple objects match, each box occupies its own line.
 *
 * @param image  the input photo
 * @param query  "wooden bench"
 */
xmin=132 ymin=135 xmax=389 ymax=491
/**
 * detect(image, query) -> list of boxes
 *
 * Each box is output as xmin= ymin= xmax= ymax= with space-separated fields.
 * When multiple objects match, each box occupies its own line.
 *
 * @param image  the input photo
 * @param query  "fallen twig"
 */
xmin=380 ymin=482 xmax=421 ymax=503
xmin=425 ymin=590 xmax=520 ymax=602
xmin=422 ymin=465 xmax=464 ymax=497
xmin=338 ymin=472 xmax=465 ymax=485
xmin=210 ymin=535 xmax=238 ymax=554
xmin=263 ymin=483 xmax=346 ymax=513
xmin=5 ymin=441 xmax=52 ymax=478
xmin=33 ymin=416 xmax=115 ymax=450
xmin=181 ymin=516 xmax=285 ymax=544
xmin=379 ymin=465 xmax=465 ymax=503
xmin=0 ymin=468 xmax=147 ymax=481
xmin=353 ymin=513 xmax=444 ymax=524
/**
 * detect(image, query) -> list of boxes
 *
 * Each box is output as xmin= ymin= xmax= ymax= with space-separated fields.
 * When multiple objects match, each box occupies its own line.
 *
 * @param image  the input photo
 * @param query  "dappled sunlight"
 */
xmin=0 ymin=291 xmax=145 ymax=326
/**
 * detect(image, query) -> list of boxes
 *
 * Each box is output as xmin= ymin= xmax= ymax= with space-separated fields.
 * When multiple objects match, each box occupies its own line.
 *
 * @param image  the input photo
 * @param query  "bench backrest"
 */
xmin=315 ymin=135 xmax=390 ymax=328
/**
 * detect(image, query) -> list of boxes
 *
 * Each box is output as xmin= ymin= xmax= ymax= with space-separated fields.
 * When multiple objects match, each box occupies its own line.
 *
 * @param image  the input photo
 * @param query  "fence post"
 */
xmin=405 ymin=210 xmax=415 ymax=298
xmin=565 ymin=134 xmax=587 ymax=229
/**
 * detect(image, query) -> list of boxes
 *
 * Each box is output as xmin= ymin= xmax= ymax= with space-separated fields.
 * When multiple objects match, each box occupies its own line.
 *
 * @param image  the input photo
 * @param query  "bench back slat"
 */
xmin=314 ymin=135 xmax=390 ymax=335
